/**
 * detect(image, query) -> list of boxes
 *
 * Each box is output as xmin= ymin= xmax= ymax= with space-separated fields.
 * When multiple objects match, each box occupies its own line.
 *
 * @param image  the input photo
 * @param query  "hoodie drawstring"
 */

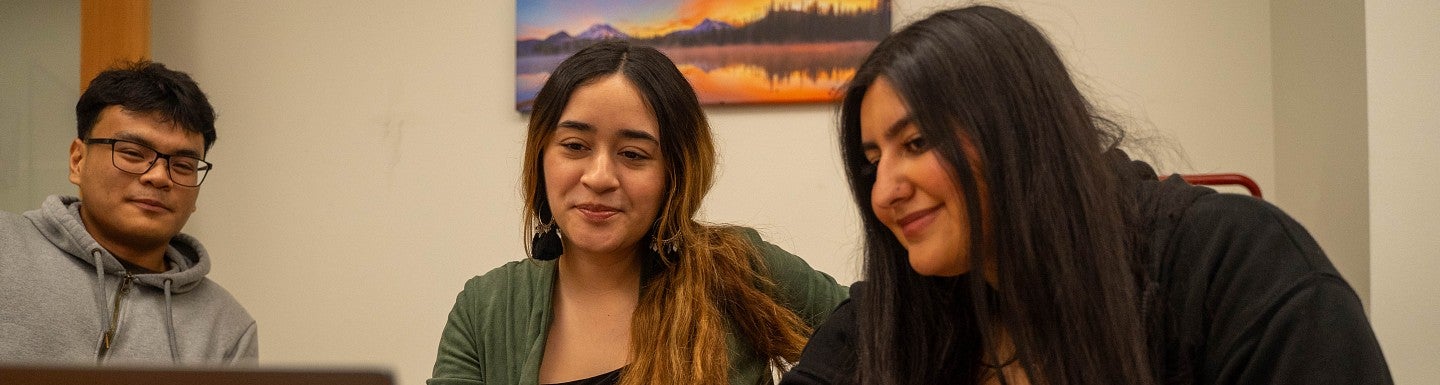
xmin=91 ymin=250 xmax=109 ymax=361
xmin=92 ymin=251 xmax=136 ymax=361
xmin=163 ymin=279 xmax=179 ymax=363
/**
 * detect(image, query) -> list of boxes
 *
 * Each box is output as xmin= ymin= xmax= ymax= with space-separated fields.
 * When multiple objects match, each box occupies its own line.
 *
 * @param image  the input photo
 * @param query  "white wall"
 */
xmin=1271 ymin=0 xmax=1369 ymax=308
xmin=900 ymin=0 xmax=1278 ymax=185
xmin=150 ymin=1 xmax=531 ymax=379
xmin=1367 ymin=0 xmax=1440 ymax=383
xmin=146 ymin=1 xmax=1277 ymax=384
xmin=0 ymin=0 xmax=80 ymax=214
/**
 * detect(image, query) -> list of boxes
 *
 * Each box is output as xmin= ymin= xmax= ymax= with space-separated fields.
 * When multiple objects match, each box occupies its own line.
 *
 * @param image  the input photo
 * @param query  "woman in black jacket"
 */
xmin=783 ymin=5 xmax=1391 ymax=385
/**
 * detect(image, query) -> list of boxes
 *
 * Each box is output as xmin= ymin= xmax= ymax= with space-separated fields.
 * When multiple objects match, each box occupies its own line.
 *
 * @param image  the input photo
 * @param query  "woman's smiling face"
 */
xmin=544 ymin=74 xmax=666 ymax=260
xmin=860 ymin=77 xmax=975 ymax=277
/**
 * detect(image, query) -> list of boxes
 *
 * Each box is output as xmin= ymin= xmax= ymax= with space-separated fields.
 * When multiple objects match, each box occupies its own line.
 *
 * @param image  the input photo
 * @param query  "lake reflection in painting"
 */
xmin=515 ymin=0 xmax=891 ymax=111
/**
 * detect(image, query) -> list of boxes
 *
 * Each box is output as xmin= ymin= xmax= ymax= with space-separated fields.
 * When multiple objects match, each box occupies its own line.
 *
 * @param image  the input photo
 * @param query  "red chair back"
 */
xmin=1178 ymin=173 xmax=1262 ymax=198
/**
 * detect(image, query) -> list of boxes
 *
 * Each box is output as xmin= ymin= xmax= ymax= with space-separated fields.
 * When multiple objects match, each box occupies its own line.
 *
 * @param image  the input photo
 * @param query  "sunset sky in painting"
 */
xmin=517 ymin=0 xmax=881 ymax=40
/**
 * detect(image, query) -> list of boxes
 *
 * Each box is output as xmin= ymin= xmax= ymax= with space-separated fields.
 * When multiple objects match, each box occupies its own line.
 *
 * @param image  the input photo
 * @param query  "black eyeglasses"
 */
xmin=83 ymin=138 xmax=213 ymax=187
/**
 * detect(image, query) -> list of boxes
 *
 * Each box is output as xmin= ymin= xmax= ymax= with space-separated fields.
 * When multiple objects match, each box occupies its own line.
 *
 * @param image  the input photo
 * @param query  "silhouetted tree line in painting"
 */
xmin=518 ymin=0 xmax=891 ymax=56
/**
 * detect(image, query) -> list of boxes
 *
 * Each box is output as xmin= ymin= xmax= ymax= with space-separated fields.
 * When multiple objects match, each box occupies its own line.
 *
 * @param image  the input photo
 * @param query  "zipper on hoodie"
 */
xmin=97 ymin=272 xmax=135 ymax=359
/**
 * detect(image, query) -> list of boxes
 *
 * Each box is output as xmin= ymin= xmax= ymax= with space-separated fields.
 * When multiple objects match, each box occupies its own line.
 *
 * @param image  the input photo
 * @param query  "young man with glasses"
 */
xmin=0 ymin=61 xmax=257 ymax=364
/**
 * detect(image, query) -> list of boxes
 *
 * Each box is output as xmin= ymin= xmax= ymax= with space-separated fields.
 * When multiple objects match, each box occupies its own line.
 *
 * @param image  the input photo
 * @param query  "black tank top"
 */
xmin=544 ymin=367 xmax=622 ymax=385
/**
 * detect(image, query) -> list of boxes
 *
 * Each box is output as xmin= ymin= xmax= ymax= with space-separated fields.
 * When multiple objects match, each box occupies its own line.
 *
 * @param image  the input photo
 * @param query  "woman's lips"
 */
xmin=576 ymin=203 xmax=619 ymax=221
xmin=897 ymin=206 xmax=940 ymax=239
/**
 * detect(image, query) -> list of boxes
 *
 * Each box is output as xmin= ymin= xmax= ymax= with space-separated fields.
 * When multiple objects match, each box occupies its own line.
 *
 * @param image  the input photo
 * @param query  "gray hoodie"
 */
xmin=0 ymin=195 xmax=257 ymax=364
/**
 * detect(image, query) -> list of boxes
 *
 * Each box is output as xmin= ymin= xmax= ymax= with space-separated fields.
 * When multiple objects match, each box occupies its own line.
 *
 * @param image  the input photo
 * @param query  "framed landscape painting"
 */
xmin=516 ymin=0 xmax=892 ymax=111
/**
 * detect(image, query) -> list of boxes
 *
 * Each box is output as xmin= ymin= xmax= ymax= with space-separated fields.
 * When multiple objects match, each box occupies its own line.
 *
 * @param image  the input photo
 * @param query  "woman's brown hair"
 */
xmin=521 ymin=40 xmax=812 ymax=384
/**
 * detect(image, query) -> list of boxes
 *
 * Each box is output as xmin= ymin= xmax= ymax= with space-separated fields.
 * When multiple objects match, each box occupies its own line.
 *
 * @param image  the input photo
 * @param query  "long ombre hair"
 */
xmin=521 ymin=40 xmax=811 ymax=384
xmin=839 ymin=6 xmax=1155 ymax=385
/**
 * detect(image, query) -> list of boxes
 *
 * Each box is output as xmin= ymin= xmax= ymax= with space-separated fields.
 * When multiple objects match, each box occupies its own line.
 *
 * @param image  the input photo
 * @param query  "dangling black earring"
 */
xmin=650 ymin=230 xmax=679 ymax=257
xmin=531 ymin=219 xmax=562 ymax=261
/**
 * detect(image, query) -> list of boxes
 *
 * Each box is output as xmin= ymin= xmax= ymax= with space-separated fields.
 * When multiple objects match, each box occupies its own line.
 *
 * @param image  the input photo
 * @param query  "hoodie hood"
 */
xmin=1108 ymin=150 xmax=1215 ymax=235
xmin=1105 ymin=148 xmax=1215 ymax=290
xmin=23 ymin=195 xmax=211 ymax=293
xmin=1106 ymin=150 xmax=1215 ymax=381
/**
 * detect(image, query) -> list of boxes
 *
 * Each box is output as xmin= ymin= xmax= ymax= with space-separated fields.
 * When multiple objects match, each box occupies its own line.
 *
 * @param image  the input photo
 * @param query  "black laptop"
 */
xmin=0 ymin=365 xmax=394 ymax=385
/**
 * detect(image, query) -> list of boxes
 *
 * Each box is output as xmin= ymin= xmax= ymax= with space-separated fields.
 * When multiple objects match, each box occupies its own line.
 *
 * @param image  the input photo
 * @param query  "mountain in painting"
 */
xmin=683 ymin=18 xmax=734 ymax=34
xmin=543 ymin=31 xmax=573 ymax=43
xmin=576 ymin=23 xmax=630 ymax=40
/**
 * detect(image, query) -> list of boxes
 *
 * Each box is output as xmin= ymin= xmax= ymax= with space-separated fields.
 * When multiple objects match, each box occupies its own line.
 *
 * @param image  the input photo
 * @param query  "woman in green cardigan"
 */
xmin=428 ymin=40 xmax=847 ymax=385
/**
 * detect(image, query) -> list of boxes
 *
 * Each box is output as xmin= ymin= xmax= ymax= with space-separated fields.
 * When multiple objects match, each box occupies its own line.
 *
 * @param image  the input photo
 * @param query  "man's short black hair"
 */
xmin=76 ymin=61 xmax=218 ymax=151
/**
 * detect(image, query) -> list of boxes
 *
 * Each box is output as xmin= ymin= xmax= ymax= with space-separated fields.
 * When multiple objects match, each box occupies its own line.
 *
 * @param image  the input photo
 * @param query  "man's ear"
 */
xmin=68 ymin=138 xmax=85 ymax=186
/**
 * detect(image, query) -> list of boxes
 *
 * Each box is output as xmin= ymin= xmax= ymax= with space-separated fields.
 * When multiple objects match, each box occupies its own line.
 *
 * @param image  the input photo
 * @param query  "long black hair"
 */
xmin=839 ymin=6 xmax=1154 ymax=385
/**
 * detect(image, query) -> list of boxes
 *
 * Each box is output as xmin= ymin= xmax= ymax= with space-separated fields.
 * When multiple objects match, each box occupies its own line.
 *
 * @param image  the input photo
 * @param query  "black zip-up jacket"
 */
xmin=782 ymin=153 xmax=1392 ymax=385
